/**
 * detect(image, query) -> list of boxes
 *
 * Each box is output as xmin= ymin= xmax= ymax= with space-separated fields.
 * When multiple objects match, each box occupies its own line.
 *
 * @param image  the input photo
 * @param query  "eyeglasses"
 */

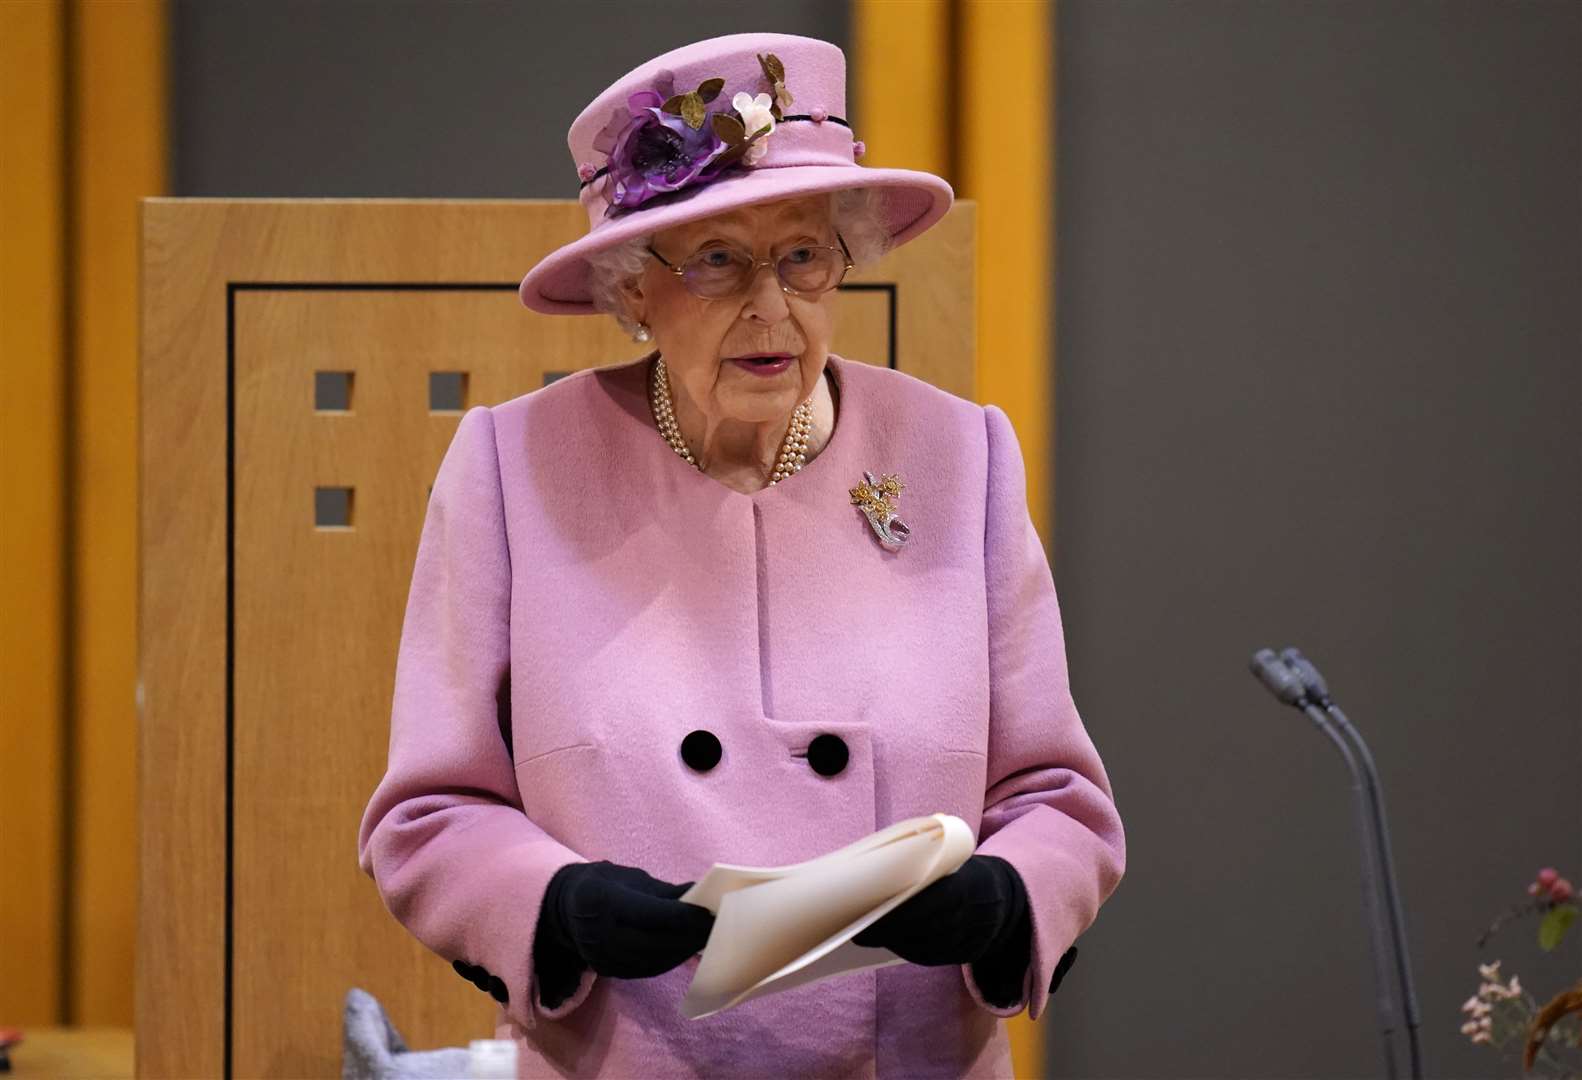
xmin=646 ymin=232 xmax=855 ymax=300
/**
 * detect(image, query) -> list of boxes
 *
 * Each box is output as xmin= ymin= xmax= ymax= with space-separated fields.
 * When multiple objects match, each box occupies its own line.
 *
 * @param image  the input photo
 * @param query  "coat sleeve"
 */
xmin=356 ymin=404 xmax=598 ymax=1031
xmin=959 ymin=403 xmax=1128 ymax=1021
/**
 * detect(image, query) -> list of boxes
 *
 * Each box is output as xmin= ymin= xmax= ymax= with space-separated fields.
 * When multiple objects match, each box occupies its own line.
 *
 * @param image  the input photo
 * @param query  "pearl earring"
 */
xmin=633 ymin=322 xmax=651 ymax=343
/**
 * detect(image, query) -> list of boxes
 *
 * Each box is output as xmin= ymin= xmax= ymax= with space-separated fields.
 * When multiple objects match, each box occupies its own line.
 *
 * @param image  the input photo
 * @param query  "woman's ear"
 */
xmin=618 ymin=275 xmax=646 ymax=327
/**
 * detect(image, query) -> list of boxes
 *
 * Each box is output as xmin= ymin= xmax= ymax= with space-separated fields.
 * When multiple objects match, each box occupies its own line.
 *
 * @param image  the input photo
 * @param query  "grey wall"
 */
xmin=172 ymin=1 xmax=1581 ymax=1076
xmin=1051 ymin=2 xmax=1580 ymax=1078
xmin=171 ymin=0 xmax=847 ymax=197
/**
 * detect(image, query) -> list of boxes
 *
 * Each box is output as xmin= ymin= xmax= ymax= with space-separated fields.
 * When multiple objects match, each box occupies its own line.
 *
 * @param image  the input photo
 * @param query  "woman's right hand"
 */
xmin=535 ymin=860 xmax=715 ymax=982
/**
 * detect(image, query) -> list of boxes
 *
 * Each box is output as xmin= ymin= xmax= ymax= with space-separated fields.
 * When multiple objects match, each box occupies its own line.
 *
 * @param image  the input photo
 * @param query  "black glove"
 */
xmin=533 ymin=860 xmax=715 ymax=1009
xmin=852 ymin=854 xmax=1032 ymax=1006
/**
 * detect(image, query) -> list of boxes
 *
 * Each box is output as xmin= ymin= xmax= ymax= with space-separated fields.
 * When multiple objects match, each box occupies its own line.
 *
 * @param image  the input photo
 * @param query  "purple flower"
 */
xmin=591 ymin=72 xmax=731 ymax=214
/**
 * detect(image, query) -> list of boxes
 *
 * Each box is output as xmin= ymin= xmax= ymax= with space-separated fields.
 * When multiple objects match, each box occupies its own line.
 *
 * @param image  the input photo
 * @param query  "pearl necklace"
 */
xmin=648 ymin=355 xmax=813 ymax=485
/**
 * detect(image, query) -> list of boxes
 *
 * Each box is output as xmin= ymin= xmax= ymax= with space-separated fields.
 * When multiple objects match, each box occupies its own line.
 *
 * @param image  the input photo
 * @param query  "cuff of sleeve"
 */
xmin=968 ymin=804 xmax=1117 ymax=1021
xmin=961 ymin=955 xmax=1032 ymax=1017
xmin=501 ymin=855 xmax=597 ymax=1031
xmin=959 ymin=856 xmax=1034 ymax=1014
xmin=531 ymin=917 xmax=598 ymax=1018
xmin=961 ymin=894 xmax=1033 ymax=1014
xmin=535 ymin=964 xmax=598 ymax=1023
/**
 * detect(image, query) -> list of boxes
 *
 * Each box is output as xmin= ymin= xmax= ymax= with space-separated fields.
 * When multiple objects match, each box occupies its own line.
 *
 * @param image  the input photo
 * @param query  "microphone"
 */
xmin=1249 ymin=648 xmax=1310 ymax=706
xmin=1248 ymin=647 xmax=1424 ymax=1079
xmin=1280 ymin=647 xmax=1423 ymax=1080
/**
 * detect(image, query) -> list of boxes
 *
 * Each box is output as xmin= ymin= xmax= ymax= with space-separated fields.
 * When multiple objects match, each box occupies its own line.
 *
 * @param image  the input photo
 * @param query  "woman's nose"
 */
xmin=740 ymin=261 xmax=790 ymax=323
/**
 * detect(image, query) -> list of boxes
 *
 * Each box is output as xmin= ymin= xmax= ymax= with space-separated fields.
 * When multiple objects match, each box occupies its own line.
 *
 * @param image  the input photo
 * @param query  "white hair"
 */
xmin=584 ymin=186 xmax=895 ymax=337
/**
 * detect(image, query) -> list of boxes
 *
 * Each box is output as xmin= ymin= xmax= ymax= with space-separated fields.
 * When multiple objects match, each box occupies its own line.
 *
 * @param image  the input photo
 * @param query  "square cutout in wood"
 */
xmin=314 ymin=370 xmax=353 ymax=412
xmin=429 ymin=371 xmax=467 ymax=412
xmin=314 ymin=486 xmax=354 ymax=528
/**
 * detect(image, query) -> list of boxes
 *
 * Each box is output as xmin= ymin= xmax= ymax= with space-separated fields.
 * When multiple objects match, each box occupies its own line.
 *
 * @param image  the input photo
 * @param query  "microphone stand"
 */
xmin=1250 ymin=647 xmax=1423 ymax=1079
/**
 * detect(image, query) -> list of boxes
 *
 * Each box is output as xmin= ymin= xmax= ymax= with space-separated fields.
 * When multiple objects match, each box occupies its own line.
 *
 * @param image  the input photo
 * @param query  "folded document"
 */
xmin=677 ymin=813 xmax=975 ymax=1019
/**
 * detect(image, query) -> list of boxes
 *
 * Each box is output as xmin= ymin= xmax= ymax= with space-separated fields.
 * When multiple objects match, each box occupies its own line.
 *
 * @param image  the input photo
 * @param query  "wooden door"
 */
xmin=138 ymin=197 xmax=976 ymax=1077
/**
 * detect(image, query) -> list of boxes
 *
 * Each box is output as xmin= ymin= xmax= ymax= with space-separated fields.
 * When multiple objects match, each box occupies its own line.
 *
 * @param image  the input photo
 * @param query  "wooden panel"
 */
xmin=0 ymin=0 xmax=67 ymax=1028
xmin=140 ymin=197 xmax=975 ymax=1077
xmin=857 ymin=200 xmax=976 ymax=398
xmin=232 ymin=291 xmax=503 ymax=1075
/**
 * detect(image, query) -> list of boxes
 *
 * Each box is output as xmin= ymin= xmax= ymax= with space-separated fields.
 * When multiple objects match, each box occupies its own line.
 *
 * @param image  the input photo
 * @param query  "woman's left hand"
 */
xmin=852 ymin=854 xmax=1030 ymax=968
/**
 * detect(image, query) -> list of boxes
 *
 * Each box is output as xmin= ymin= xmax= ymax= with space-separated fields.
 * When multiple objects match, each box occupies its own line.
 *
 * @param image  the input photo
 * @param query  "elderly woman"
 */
xmin=357 ymin=31 xmax=1125 ymax=1080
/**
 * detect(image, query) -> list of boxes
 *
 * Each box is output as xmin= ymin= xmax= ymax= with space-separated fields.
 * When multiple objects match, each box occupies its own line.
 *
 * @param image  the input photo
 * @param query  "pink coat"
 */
xmin=357 ymin=352 xmax=1127 ymax=1078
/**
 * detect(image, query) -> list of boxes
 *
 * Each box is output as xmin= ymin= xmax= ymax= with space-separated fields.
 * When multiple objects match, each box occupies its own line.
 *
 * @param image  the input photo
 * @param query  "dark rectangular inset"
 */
xmin=314 ymin=486 xmax=354 ymax=528
xmin=429 ymin=371 xmax=468 ymax=412
xmin=314 ymin=370 xmax=353 ymax=411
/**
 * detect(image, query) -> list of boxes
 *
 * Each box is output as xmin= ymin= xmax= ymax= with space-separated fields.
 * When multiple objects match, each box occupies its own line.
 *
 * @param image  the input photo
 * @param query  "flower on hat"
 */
xmin=589 ymin=54 xmax=792 ymax=217
xmin=592 ymin=71 xmax=730 ymax=211
xmin=731 ymin=92 xmax=776 ymax=165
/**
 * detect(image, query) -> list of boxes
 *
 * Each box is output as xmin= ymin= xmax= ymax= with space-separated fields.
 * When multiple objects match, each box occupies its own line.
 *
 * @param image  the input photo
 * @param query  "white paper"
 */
xmin=677 ymin=813 xmax=976 ymax=1019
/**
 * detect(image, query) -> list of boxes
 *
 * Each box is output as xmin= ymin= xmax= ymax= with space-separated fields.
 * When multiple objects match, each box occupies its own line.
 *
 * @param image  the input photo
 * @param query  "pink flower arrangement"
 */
xmin=1532 ymin=868 xmax=1576 ymax=905
xmin=1461 ymin=959 xmax=1526 ymax=1045
xmin=1464 ymin=864 xmax=1581 ymax=1076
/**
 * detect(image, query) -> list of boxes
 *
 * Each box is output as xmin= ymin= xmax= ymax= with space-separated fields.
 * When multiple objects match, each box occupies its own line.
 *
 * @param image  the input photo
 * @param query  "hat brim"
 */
xmin=517 ymin=164 xmax=954 ymax=314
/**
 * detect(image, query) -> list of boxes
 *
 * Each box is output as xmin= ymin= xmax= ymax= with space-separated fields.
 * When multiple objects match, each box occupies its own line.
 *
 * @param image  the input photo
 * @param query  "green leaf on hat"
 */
xmin=680 ymin=94 xmax=707 ymax=129
xmin=711 ymin=112 xmax=773 ymax=171
xmin=757 ymin=52 xmax=792 ymax=122
xmin=712 ymin=112 xmax=746 ymax=144
xmin=661 ymin=91 xmax=708 ymax=129
xmin=661 ymin=77 xmax=727 ymax=129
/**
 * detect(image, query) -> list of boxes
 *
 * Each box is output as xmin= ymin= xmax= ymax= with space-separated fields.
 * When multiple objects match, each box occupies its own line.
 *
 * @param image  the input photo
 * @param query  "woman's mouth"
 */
xmin=727 ymin=353 xmax=795 ymax=377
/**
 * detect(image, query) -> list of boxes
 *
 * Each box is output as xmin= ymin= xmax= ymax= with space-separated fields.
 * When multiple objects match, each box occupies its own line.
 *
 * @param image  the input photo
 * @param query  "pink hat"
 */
xmin=517 ymin=32 xmax=955 ymax=314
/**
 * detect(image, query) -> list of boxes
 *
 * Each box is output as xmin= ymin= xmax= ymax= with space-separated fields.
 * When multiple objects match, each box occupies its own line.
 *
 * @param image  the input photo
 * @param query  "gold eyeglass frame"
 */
xmin=646 ymin=231 xmax=855 ymax=300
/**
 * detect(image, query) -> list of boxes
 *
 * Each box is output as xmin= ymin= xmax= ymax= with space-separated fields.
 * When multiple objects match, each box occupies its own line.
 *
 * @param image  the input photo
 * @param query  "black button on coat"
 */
xmin=679 ymin=729 xmax=722 ymax=772
xmin=806 ymin=733 xmax=849 ymax=776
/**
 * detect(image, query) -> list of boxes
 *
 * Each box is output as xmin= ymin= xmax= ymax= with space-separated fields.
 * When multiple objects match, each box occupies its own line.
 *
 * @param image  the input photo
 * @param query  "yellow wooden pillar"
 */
xmin=1 ymin=0 xmax=71 ymax=1026
xmin=853 ymin=0 xmax=953 ymax=177
xmin=959 ymin=0 xmax=1054 ymax=541
xmin=856 ymin=0 xmax=1055 ymax=541
xmin=68 ymin=0 xmax=167 ymax=1026
xmin=0 ymin=0 xmax=166 ymax=1026
xmin=856 ymin=3 xmax=1056 ymax=1074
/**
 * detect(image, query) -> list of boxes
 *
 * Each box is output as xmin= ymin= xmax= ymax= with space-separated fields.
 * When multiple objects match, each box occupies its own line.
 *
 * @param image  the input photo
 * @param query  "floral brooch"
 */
xmin=850 ymin=471 xmax=911 ymax=551
xmin=582 ymin=53 xmax=806 ymax=217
